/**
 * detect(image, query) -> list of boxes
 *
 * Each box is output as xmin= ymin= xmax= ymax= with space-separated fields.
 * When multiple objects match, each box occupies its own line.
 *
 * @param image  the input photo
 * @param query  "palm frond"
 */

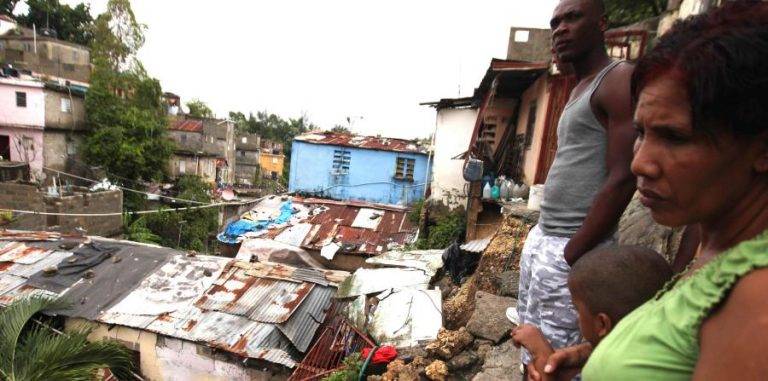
xmin=14 ymin=327 xmax=134 ymax=381
xmin=0 ymin=295 xmax=68 ymax=376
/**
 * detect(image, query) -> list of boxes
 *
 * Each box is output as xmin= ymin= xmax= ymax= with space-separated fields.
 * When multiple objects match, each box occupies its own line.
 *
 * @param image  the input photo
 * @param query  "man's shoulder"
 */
xmin=592 ymin=61 xmax=635 ymax=119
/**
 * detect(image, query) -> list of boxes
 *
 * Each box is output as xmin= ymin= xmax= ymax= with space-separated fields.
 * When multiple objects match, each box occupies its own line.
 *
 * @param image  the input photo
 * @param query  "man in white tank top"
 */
xmin=515 ymin=0 xmax=637 ymax=377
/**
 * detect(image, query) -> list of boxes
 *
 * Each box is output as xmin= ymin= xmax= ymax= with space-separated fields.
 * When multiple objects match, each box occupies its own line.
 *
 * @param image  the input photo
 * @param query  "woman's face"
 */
xmin=631 ymin=75 xmax=765 ymax=227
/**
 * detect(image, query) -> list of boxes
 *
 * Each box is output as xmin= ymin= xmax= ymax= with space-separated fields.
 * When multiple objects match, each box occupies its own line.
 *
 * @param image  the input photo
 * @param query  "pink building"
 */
xmin=0 ymin=77 xmax=45 ymax=178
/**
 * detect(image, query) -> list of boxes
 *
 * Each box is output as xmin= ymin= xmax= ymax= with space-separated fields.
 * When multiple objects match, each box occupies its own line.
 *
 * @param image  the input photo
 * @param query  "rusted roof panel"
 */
xmin=0 ymin=230 xmax=61 ymax=241
xmin=169 ymin=119 xmax=204 ymax=133
xmin=295 ymin=132 xmax=428 ymax=155
xmin=277 ymin=285 xmax=334 ymax=352
xmin=196 ymin=265 xmax=315 ymax=324
xmin=0 ymin=243 xmax=53 ymax=264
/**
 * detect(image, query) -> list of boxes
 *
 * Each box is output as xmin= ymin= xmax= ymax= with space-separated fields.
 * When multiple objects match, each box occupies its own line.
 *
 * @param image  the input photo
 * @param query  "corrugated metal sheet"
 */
xmin=169 ymin=119 xmax=204 ymax=132
xmin=460 ymin=237 xmax=492 ymax=253
xmin=365 ymin=250 xmax=444 ymax=277
xmin=0 ymin=230 xmax=61 ymax=241
xmin=0 ymin=244 xmax=53 ymax=264
xmin=368 ymin=288 xmax=442 ymax=348
xmin=196 ymin=266 xmax=315 ymax=324
xmin=277 ymin=285 xmax=334 ymax=352
xmin=6 ymin=250 xmax=72 ymax=278
xmin=295 ymin=131 xmax=428 ymax=154
xmin=335 ymin=268 xmax=431 ymax=298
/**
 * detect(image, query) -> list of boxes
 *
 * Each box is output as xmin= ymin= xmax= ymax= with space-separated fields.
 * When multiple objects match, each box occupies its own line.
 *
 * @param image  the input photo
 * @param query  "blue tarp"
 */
xmin=217 ymin=200 xmax=294 ymax=244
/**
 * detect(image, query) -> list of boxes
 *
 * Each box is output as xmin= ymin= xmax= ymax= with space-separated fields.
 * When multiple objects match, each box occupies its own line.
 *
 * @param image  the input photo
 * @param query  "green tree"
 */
xmin=605 ymin=0 xmax=666 ymax=27
xmin=82 ymin=0 xmax=173 ymax=210
xmin=16 ymin=0 xmax=94 ymax=46
xmin=141 ymin=175 xmax=219 ymax=252
xmin=330 ymin=125 xmax=351 ymax=134
xmin=0 ymin=296 xmax=135 ymax=380
xmin=186 ymin=99 xmax=214 ymax=119
xmin=0 ymin=0 xmax=20 ymax=16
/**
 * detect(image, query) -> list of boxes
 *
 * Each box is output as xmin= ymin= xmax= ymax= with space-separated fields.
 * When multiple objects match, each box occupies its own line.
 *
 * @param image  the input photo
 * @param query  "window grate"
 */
xmin=332 ymin=149 xmax=351 ymax=175
xmin=394 ymin=157 xmax=415 ymax=181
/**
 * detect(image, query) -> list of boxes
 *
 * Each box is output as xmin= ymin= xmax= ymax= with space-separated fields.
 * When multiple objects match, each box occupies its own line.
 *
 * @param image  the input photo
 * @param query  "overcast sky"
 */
xmin=50 ymin=0 xmax=557 ymax=139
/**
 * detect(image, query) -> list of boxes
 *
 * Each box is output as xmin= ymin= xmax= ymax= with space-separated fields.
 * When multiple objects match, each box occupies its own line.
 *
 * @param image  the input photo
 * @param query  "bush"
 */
xmin=323 ymin=353 xmax=363 ymax=381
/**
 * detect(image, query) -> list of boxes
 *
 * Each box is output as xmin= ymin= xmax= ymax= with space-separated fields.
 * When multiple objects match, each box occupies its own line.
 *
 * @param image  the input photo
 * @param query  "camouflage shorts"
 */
xmin=517 ymin=224 xmax=582 ymax=366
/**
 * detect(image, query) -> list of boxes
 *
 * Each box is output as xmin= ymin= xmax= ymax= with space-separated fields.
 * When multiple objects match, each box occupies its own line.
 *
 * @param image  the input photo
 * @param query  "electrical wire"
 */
xmin=43 ymin=167 xmax=207 ymax=205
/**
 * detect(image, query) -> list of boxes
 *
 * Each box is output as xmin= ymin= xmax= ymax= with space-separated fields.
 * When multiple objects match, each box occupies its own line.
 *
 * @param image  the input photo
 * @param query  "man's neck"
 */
xmin=572 ymin=45 xmax=612 ymax=80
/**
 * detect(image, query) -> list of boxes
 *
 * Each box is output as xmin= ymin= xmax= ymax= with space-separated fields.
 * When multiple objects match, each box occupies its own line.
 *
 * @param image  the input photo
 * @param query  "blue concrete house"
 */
xmin=288 ymin=132 xmax=430 ymax=206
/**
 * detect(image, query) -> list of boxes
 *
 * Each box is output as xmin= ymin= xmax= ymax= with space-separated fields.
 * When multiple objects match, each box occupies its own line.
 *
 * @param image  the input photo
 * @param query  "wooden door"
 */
xmin=534 ymin=75 xmax=576 ymax=184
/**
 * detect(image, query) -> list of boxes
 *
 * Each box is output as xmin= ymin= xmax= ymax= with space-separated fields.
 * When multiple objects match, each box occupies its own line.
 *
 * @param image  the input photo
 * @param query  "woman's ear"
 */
xmin=596 ymin=312 xmax=613 ymax=339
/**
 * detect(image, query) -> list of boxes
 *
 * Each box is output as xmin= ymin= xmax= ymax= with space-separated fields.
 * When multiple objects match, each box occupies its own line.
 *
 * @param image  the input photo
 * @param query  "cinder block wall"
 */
xmin=44 ymin=189 xmax=123 ymax=237
xmin=0 ymin=182 xmax=47 ymax=230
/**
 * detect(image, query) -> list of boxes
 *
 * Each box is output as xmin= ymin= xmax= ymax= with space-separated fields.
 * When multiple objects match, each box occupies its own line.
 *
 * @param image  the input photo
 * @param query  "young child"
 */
xmin=512 ymin=245 xmax=673 ymax=381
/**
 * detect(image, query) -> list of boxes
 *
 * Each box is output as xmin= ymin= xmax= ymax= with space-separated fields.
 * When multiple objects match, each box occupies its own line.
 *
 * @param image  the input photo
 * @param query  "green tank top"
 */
xmin=582 ymin=230 xmax=768 ymax=380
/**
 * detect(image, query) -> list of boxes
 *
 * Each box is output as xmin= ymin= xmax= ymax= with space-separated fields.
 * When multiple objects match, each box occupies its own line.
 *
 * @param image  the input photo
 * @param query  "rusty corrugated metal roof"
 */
xmin=294 ymin=131 xmax=428 ymax=154
xmin=236 ymin=197 xmax=417 ymax=257
xmin=169 ymin=119 xmax=204 ymax=133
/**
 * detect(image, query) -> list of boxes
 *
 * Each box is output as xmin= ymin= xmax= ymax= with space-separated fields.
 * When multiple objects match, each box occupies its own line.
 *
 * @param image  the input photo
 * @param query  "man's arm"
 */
xmin=694 ymin=268 xmax=768 ymax=379
xmin=564 ymin=63 xmax=637 ymax=265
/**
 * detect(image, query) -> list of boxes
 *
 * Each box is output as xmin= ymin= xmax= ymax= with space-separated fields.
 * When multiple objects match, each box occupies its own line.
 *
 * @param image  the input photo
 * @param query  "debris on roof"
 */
xmin=219 ymin=196 xmax=417 ymax=257
xmin=365 ymin=249 xmax=444 ymax=278
xmin=295 ymin=131 xmax=428 ymax=155
xmin=236 ymin=238 xmax=325 ymax=269
xmin=0 ymin=230 xmax=61 ymax=241
xmin=335 ymin=267 xmax=431 ymax=298
xmin=369 ymin=288 xmax=442 ymax=348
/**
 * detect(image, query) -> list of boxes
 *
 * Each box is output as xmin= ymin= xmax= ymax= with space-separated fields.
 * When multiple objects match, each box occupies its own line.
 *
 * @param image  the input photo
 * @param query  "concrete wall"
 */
xmin=44 ymin=89 xmax=85 ymax=130
xmin=0 ymin=37 xmax=91 ymax=84
xmin=44 ymin=188 xmax=123 ymax=236
xmin=289 ymin=141 xmax=429 ymax=206
xmin=68 ymin=319 xmax=284 ymax=381
xmin=430 ymin=107 xmax=477 ymax=209
xmin=0 ymin=181 xmax=46 ymax=229
xmin=169 ymin=130 xmax=204 ymax=153
xmin=0 ymin=78 xmax=46 ymax=178
xmin=515 ymin=75 xmax=551 ymax=185
xmin=43 ymin=130 xmax=85 ymax=172
xmin=507 ymin=27 xmax=552 ymax=63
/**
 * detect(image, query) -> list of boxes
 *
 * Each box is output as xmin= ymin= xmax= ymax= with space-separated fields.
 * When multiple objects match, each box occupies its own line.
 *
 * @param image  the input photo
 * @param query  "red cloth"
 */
xmin=361 ymin=346 xmax=398 ymax=364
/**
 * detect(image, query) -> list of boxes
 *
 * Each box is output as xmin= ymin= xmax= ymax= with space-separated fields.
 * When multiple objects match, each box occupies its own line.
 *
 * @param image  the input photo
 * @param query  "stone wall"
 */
xmin=44 ymin=188 xmax=123 ymax=237
xmin=0 ymin=182 xmax=46 ymax=230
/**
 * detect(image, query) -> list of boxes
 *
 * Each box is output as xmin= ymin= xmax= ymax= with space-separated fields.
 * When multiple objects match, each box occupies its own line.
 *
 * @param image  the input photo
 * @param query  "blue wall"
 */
xmin=288 ymin=141 xmax=429 ymax=206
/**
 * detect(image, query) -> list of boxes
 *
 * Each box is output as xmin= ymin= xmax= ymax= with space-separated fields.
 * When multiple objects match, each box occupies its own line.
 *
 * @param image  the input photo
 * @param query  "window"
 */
xmin=179 ymin=161 xmax=186 ymax=174
xmin=525 ymin=101 xmax=538 ymax=148
xmin=60 ymin=98 xmax=72 ymax=113
xmin=271 ymin=171 xmax=278 ymax=180
xmin=66 ymin=140 xmax=76 ymax=156
xmin=73 ymin=50 xmax=79 ymax=62
xmin=272 ymin=157 xmax=278 ymax=164
xmin=241 ymin=137 xmax=247 ymax=144
xmin=332 ymin=149 xmax=351 ymax=175
xmin=15 ymin=92 xmax=26 ymax=108
xmin=238 ymin=150 xmax=246 ymax=158
xmin=21 ymin=136 xmax=34 ymax=152
xmin=180 ymin=134 xmax=187 ymax=143
xmin=394 ymin=157 xmax=416 ymax=181
xmin=514 ymin=30 xmax=530 ymax=42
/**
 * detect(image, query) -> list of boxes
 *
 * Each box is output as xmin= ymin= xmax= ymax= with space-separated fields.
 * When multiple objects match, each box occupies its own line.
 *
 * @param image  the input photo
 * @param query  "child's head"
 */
xmin=567 ymin=245 xmax=672 ymax=346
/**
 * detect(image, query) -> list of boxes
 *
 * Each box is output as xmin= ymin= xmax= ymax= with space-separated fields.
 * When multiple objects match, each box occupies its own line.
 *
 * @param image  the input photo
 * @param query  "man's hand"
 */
xmin=528 ymin=343 xmax=593 ymax=381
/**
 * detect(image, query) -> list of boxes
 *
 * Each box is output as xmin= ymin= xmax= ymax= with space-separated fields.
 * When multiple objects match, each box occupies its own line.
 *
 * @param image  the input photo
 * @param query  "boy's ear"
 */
xmin=596 ymin=312 xmax=613 ymax=339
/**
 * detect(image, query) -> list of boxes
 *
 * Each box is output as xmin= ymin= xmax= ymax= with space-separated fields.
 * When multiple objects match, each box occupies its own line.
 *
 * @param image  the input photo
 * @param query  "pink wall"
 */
xmin=0 ymin=78 xmax=45 ymax=178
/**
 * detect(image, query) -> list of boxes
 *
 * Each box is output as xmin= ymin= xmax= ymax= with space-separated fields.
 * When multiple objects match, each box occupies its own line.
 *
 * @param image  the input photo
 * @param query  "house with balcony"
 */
xmin=288 ymin=132 xmax=429 ymax=206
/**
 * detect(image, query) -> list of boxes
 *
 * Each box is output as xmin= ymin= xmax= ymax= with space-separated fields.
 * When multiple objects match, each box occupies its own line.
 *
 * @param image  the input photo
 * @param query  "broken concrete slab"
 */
xmin=497 ymin=271 xmax=520 ymax=298
xmin=466 ymin=291 xmax=516 ymax=343
xmin=472 ymin=341 xmax=521 ymax=381
xmin=448 ymin=350 xmax=480 ymax=371
xmin=425 ymin=327 xmax=474 ymax=360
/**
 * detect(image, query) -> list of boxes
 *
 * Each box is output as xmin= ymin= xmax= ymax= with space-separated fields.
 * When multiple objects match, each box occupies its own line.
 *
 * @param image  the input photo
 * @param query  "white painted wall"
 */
xmin=430 ymin=107 xmax=478 ymax=209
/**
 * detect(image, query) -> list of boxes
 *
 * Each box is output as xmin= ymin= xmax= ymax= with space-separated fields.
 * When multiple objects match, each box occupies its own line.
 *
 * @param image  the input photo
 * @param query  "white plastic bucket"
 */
xmin=528 ymin=184 xmax=544 ymax=211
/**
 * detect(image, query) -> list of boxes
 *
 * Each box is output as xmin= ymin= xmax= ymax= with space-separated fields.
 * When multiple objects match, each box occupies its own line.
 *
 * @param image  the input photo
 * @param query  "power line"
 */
xmin=43 ymin=167 xmax=207 ymax=205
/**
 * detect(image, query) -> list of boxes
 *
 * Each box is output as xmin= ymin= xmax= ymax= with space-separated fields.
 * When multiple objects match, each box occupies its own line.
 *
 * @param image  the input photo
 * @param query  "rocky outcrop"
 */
xmin=466 ymin=292 xmax=517 ymax=343
xmin=619 ymin=194 xmax=685 ymax=263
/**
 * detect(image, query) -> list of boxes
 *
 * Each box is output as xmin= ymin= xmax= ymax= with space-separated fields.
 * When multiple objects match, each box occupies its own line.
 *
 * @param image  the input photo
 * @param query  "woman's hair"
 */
xmin=631 ymin=1 xmax=768 ymax=137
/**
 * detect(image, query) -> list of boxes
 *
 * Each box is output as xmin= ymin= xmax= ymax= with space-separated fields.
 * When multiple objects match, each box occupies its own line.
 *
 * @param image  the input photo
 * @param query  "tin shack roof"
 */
xmin=294 ymin=131 xmax=428 ymax=155
xmin=0 ymin=231 xmax=350 ymax=369
xmin=169 ymin=118 xmax=204 ymax=133
xmin=232 ymin=196 xmax=417 ymax=256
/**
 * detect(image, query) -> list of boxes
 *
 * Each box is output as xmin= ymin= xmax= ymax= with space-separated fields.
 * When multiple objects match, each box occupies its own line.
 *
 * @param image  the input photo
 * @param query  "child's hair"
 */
xmin=568 ymin=245 xmax=673 ymax=323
